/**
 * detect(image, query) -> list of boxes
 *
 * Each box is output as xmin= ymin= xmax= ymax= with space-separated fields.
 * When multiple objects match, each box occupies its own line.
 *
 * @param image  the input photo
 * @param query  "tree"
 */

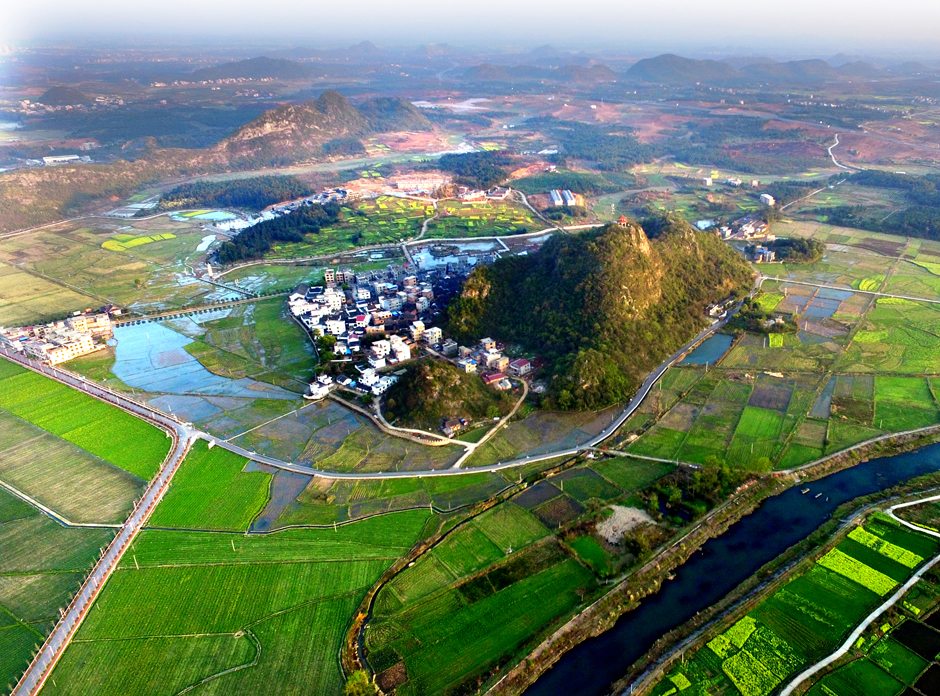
xmin=344 ymin=671 xmax=376 ymax=696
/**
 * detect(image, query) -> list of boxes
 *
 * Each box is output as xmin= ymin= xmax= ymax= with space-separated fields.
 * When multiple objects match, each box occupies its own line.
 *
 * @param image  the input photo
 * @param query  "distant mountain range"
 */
xmin=624 ymin=53 xmax=938 ymax=84
xmin=461 ymin=63 xmax=619 ymax=83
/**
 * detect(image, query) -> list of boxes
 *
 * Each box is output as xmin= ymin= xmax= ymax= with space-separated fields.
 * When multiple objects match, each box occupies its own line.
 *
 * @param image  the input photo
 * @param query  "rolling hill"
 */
xmin=625 ymin=54 xmax=740 ymax=83
xmin=215 ymin=91 xmax=431 ymax=164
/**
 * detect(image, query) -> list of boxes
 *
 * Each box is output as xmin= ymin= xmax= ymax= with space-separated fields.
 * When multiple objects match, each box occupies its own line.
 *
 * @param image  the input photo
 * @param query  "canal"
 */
xmin=524 ymin=441 xmax=940 ymax=696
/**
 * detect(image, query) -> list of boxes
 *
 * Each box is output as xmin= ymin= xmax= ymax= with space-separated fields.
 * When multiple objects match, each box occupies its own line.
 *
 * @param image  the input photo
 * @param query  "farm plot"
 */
xmin=175 ymin=297 xmax=317 ymax=389
xmin=0 ymin=222 xmax=218 ymax=315
xmin=267 ymin=197 xmax=429 ymax=259
xmin=50 ymin=509 xmax=434 ymax=696
xmin=839 ymin=299 xmax=940 ymax=375
xmin=0 ymin=488 xmax=115 ymax=690
xmin=884 ymin=258 xmax=940 ymax=301
xmin=0 ymin=409 xmax=145 ymax=524
xmin=0 ymin=261 xmax=98 ymax=327
xmin=721 ymin=331 xmax=842 ymax=372
xmin=647 ymin=516 xmax=936 ymax=696
xmin=146 ymin=440 xmax=271 ymax=532
xmin=274 ymin=470 xmax=510 ymax=529
xmin=425 ymin=199 xmax=538 ymax=239
xmin=0 ymin=359 xmax=171 ymax=480
xmin=367 ymin=542 xmax=595 ymax=696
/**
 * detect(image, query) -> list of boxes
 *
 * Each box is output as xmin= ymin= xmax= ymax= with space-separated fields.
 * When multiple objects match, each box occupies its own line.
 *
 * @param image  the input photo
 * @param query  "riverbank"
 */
xmin=490 ymin=425 xmax=940 ymax=696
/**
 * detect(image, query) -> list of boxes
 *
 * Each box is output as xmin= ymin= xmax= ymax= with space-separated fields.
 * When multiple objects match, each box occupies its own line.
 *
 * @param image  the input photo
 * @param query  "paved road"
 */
xmin=3 ymin=350 xmax=197 ymax=696
xmin=779 ymin=497 xmax=940 ymax=696
xmin=828 ymin=133 xmax=858 ymax=171
xmin=0 ymin=305 xmax=730 ymax=485
xmin=757 ymin=275 xmax=940 ymax=305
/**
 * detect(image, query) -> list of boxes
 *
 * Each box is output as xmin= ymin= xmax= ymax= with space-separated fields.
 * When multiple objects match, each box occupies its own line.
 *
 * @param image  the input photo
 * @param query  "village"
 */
xmin=0 ymin=308 xmax=117 ymax=365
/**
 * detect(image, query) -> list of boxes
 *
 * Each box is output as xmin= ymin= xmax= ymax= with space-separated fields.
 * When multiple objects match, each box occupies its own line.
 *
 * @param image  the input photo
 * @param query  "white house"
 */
xmin=423 ymin=327 xmax=443 ymax=345
xmin=371 ymin=339 xmax=391 ymax=358
xmin=325 ymin=319 xmax=346 ymax=336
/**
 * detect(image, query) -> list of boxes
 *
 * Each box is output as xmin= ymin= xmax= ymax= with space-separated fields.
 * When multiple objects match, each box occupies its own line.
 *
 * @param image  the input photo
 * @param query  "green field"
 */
xmin=0 ymin=409 xmax=145 ymax=524
xmin=50 ymin=509 xmax=434 ymax=696
xmin=425 ymin=199 xmax=538 ymax=239
xmin=0 ymin=488 xmax=115 ymax=690
xmin=0 ymin=359 xmax=171 ymax=480
xmin=0 ymin=220 xmax=227 ymax=319
xmin=0 ymin=261 xmax=98 ymax=327
xmin=365 ymin=450 xmax=680 ymax=694
xmin=369 ymin=543 xmax=594 ymax=695
xmin=648 ymin=516 xmax=938 ymax=696
xmin=168 ymin=297 xmax=317 ymax=392
xmin=146 ymin=440 xmax=271 ymax=531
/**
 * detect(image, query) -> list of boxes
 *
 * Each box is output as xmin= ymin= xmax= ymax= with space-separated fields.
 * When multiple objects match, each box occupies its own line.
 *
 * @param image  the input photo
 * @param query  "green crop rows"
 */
xmin=50 ymin=509 xmax=434 ymax=695
xmin=0 ymin=359 xmax=171 ymax=480
xmin=147 ymin=440 xmax=271 ymax=532
xmin=0 ymin=487 xmax=115 ymax=689
xmin=648 ymin=516 xmax=938 ymax=696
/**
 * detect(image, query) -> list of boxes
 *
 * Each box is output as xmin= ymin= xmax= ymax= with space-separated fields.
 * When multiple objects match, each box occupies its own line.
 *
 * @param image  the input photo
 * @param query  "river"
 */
xmin=524 ymin=441 xmax=940 ymax=696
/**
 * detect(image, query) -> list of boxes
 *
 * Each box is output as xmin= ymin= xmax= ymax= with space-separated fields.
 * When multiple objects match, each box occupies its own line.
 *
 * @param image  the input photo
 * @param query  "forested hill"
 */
xmin=448 ymin=217 xmax=753 ymax=409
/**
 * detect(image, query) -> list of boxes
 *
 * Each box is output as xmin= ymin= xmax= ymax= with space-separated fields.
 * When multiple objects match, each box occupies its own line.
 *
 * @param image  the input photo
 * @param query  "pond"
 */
xmin=111 ymin=322 xmax=295 ymax=400
xmin=679 ymin=333 xmax=734 ymax=365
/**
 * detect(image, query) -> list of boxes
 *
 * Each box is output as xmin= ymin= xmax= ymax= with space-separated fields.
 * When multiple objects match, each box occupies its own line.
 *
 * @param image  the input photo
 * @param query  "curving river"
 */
xmin=524 ymin=441 xmax=940 ymax=696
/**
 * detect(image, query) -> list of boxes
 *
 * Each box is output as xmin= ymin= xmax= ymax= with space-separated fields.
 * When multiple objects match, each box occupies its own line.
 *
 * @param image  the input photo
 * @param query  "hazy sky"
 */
xmin=5 ymin=0 xmax=940 ymax=57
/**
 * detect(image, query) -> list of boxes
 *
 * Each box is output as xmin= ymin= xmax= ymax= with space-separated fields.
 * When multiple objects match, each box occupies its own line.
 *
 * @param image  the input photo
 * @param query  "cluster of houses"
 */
xmin=289 ymin=266 xmax=458 ymax=399
xmin=0 ymin=309 xmax=116 ymax=365
xmin=288 ymin=265 xmax=440 ymax=354
xmin=719 ymin=216 xmax=773 ymax=241
xmin=445 ymin=337 xmax=532 ymax=391
xmin=706 ymin=296 xmax=738 ymax=320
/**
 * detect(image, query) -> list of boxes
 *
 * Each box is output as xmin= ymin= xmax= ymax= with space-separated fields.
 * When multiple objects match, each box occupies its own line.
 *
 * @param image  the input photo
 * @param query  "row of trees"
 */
xmin=215 ymin=201 xmax=341 ymax=263
xmin=159 ymin=175 xmax=314 ymax=212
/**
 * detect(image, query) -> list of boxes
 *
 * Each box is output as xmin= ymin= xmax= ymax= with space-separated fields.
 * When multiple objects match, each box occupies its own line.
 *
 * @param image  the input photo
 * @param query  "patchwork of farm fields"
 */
xmin=648 ymin=514 xmax=939 ymax=696
xmin=168 ymin=296 xmax=317 ymax=391
xmin=48 ymin=509 xmax=435 ymax=696
xmin=0 ymin=487 xmax=115 ymax=690
xmin=803 ymin=572 xmax=940 ymax=696
xmin=366 ymin=456 xmax=674 ymax=695
xmin=268 ymin=196 xmax=429 ymax=259
xmin=0 ymin=219 xmax=226 ymax=318
xmin=0 ymin=409 xmax=144 ymax=524
xmin=619 ymin=222 xmax=940 ymax=471
xmin=425 ymin=199 xmax=537 ymax=238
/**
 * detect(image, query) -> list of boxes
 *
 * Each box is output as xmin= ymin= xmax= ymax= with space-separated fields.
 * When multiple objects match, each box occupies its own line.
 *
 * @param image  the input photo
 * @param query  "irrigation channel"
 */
xmin=523 ymin=440 xmax=940 ymax=696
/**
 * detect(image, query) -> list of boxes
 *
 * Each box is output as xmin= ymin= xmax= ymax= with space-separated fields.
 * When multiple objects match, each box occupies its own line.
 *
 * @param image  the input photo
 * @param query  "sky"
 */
xmin=4 ymin=0 xmax=940 ymax=58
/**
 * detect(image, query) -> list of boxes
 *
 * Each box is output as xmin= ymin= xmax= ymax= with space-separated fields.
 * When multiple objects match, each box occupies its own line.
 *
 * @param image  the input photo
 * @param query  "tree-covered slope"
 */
xmin=448 ymin=217 xmax=753 ymax=409
xmin=384 ymin=360 xmax=514 ymax=431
